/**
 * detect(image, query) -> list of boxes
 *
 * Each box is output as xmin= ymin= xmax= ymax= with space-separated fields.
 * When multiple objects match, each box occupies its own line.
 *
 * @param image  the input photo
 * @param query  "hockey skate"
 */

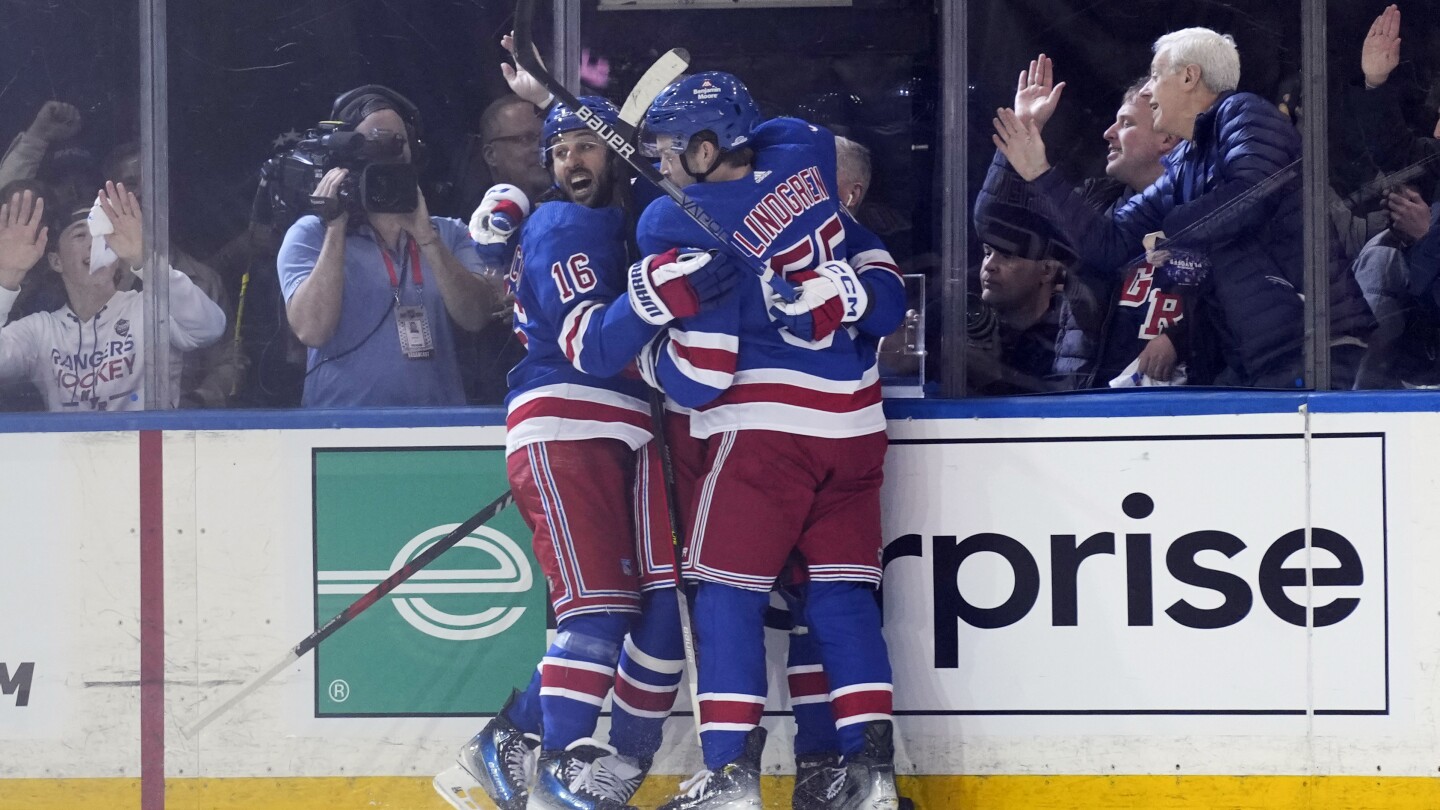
xmin=451 ymin=690 xmax=541 ymax=810
xmin=528 ymin=738 xmax=640 ymax=810
xmin=594 ymin=751 xmax=651 ymax=804
xmin=658 ymin=726 xmax=766 ymax=810
xmin=831 ymin=721 xmax=900 ymax=810
xmin=792 ymin=751 xmax=847 ymax=810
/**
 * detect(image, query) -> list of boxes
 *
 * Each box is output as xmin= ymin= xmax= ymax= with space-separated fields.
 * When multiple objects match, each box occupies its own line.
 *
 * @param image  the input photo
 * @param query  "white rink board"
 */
xmin=0 ymin=408 xmax=1438 ymax=781
xmin=0 ymin=431 xmax=140 ymax=774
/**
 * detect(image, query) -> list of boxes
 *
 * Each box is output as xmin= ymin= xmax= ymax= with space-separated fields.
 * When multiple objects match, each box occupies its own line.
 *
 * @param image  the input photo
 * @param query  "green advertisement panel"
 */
xmin=313 ymin=447 xmax=543 ymax=717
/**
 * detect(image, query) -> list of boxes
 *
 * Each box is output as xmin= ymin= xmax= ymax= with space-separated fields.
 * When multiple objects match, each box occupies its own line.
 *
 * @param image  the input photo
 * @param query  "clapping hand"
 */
xmin=992 ymin=107 xmax=1050 ymax=182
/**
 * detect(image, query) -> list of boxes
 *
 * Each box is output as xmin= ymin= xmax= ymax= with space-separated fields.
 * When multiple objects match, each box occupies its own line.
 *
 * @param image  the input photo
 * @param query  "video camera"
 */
xmin=259 ymin=121 xmax=418 ymax=227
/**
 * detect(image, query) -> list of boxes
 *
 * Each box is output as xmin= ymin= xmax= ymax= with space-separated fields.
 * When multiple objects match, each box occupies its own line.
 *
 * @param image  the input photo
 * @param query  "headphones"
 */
xmin=330 ymin=84 xmax=426 ymax=163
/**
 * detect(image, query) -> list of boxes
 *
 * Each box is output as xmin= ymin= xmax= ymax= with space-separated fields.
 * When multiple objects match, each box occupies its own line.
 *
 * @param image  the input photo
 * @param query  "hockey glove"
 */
xmin=468 ymin=184 xmax=531 ymax=245
xmin=768 ymin=259 xmax=870 ymax=342
xmin=628 ymin=247 xmax=736 ymax=325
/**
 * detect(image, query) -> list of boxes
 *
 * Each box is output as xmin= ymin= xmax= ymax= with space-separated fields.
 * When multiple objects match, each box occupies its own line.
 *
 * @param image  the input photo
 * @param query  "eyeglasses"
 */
xmin=547 ymin=140 xmax=603 ymax=164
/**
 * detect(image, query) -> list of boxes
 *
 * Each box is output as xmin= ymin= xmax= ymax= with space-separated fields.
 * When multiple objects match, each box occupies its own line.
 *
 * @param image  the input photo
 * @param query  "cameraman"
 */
xmin=278 ymin=86 xmax=503 ymax=407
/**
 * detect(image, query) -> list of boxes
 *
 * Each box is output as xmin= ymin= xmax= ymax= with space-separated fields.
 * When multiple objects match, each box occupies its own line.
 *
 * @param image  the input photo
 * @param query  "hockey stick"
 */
xmin=513 ymin=0 xmax=797 ymax=303
xmin=183 ymin=489 xmax=516 ymax=738
xmin=645 ymin=390 xmax=704 ymax=743
xmin=619 ymin=48 xmax=690 ymax=127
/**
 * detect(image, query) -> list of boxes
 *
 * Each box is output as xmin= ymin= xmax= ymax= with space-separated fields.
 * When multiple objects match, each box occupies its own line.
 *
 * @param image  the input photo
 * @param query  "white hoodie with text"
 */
xmin=0 ymin=267 xmax=226 ymax=411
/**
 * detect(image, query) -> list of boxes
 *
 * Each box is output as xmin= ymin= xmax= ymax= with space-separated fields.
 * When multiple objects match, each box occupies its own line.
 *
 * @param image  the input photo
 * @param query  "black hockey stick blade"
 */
xmin=183 ymin=488 xmax=517 ymax=737
xmin=513 ymin=0 xmax=797 ymax=302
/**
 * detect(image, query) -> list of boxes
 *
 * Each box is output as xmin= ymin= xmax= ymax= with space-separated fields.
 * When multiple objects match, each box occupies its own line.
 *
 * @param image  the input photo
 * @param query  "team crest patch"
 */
xmin=620 ymin=558 xmax=635 ymax=576
xmin=115 ymin=318 xmax=130 ymax=337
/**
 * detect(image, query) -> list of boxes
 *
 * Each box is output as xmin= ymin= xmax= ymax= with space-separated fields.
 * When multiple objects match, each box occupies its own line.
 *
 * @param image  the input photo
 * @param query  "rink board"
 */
xmin=0 ymin=394 xmax=1438 ymax=809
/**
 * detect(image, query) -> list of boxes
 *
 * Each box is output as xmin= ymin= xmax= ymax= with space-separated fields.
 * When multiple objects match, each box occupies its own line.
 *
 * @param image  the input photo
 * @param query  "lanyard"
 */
xmin=378 ymin=236 xmax=425 ymax=291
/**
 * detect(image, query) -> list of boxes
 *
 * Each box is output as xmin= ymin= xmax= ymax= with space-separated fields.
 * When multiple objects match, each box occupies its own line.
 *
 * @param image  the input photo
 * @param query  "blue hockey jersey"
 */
xmin=504 ymin=200 xmax=662 ymax=454
xmin=636 ymin=117 xmax=905 ymax=439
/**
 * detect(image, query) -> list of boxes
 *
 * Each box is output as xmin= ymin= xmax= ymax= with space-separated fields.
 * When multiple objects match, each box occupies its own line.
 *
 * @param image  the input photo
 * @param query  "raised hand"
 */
xmin=1013 ymin=54 xmax=1066 ymax=132
xmin=99 ymin=181 xmax=143 ymax=269
xmin=1361 ymin=4 xmax=1401 ymax=88
xmin=992 ymin=107 xmax=1050 ymax=182
xmin=26 ymin=101 xmax=81 ymax=143
xmin=501 ymin=32 xmax=554 ymax=108
xmin=0 ymin=191 xmax=48 ymax=289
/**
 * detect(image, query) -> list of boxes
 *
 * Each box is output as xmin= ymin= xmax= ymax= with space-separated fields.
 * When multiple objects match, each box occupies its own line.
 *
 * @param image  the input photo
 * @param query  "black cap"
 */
xmin=973 ymin=173 xmax=1077 ymax=266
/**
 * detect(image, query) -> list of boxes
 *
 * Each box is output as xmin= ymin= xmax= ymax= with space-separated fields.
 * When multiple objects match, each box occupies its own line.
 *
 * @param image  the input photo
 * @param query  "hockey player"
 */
xmin=443 ymin=95 xmax=733 ymax=810
xmin=635 ymin=72 xmax=907 ymax=810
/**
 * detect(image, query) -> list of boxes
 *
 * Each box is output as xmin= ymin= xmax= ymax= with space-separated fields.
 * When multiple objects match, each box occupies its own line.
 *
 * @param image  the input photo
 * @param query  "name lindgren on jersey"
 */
xmin=504 ymin=200 xmax=658 ymax=455
xmin=636 ymin=117 xmax=905 ymax=439
xmin=733 ymin=165 xmax=832 ymax=258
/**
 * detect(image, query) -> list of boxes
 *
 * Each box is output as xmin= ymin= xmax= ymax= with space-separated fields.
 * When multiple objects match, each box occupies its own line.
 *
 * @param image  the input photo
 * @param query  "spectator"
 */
xmin=1352 ymin=185 xmax=1440 ymax=388
xmin=835 ymin=134 xmax=871 ymax=215
xmin=993 ymin=28 xmax=1374 ymax=388
xmin=476 ymin=94 xmax=552 ymax=205
xmin=276 ymin=85 xmax=503 ymax=407
xmin=457 ymin=94 xmax=548 ymax=405
xmin=1356 ymin=6 xmax=1440 ymax=195
xmin=0 ymin=101 xmax=82 ymax=190
xmin=0 ymin=185 xmax=225 ymax=410
xmin=969 ymin=194 xmax=1070 ymax=395
xmin=1351 ymin=7 xmax=1440 ymax=388
xmin=1057 ymin=75 xmax=1186 ymax=387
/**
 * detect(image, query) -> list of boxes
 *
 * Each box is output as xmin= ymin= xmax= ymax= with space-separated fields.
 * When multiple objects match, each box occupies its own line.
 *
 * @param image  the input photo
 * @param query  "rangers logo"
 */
xmin=115 ymin=318 xmax=130 ymax=337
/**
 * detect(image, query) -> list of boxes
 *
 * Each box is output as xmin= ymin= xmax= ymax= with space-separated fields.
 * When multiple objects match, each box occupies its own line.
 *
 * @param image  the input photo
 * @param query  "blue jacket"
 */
xmin=1031 ymin=92 xmax=1372 ymax=386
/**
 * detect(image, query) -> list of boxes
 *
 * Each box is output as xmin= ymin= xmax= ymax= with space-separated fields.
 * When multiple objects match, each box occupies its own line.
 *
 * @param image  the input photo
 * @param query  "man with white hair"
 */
xmin=835 ymin=135 xmax=871 ymax=215
xmin=993 ymin=27 xmax=1374 ymax=388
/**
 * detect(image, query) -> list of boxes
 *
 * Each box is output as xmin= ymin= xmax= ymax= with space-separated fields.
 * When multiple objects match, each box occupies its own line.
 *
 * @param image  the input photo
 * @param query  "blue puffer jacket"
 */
xmin=1031 ymin=92 xmax=1373 ymax=386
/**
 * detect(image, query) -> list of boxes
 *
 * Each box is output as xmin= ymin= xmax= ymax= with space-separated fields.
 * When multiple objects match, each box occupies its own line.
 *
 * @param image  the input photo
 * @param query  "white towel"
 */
xmin=1109 ymin=357 xmax=1188 ymax=388
xmin=86 ymin=196 xmax=119 ymax=274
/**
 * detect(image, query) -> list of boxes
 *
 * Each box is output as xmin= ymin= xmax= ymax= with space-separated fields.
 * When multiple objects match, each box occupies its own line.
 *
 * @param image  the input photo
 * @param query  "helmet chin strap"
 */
xmin=679 ymin=146 xmax=722 ymax=184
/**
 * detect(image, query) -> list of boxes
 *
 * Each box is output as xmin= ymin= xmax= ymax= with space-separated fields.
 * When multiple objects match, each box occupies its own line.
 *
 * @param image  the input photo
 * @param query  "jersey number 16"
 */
xmin=551 ymin=253 xmax=598 ymax=302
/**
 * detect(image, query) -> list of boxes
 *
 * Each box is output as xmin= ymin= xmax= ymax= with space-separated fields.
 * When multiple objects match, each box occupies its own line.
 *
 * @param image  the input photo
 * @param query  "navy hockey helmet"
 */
xmin=640 ymin=72 xmax=761 ymax=158
xmin=542 ymin=96 xmax=622 ymax=167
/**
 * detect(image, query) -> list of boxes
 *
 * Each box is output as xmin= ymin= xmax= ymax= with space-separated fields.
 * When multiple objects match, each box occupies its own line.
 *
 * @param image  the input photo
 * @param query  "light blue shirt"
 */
xmin=277 ymin=215 xmax=483 ymax=407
